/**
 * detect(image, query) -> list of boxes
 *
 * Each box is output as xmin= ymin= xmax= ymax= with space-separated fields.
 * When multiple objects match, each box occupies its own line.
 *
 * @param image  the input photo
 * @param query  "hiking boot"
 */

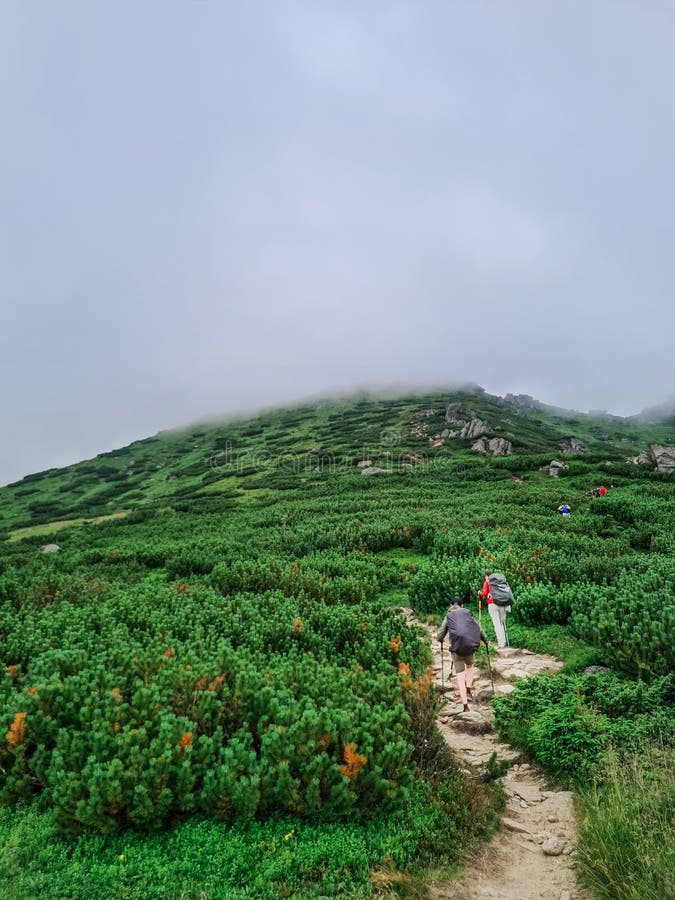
xmin=462 ymin=704 xmax=470 ymax=713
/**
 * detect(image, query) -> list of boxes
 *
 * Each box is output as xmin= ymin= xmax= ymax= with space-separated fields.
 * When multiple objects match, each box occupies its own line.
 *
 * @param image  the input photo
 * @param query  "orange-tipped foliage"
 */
xmin=397 ymin=662 xmax=411 ymax=677
xmin=207 ymin=674 xmax=225 ymax=692
xmin=194 ymin=676 xmax=207 ymax=691
xmin=110 ymin=687 xmax=122 ymax=703
xmin=292 ymin=617 xmax=303 ymax=632
xmin=6 ymin=711 xmax=27 ymax=747
xmin=178 ymin=731 xmax=193 ymax=749
xmin=338 ymin=742 xmax=367 ymax=780
xmin=389 ymin=636 xmax=401 ymax=654
xmin=404 ymin=668 xmax=434 ymax=703
xmin=162 ymin=648 xmax=174 ymax=659
xmin=5 ymin=665 xmax=18 ymax=677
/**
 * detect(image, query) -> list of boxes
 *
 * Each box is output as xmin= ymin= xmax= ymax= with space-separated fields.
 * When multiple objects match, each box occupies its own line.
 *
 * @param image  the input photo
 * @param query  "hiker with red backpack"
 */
xmin=477 ymin=572 xmax=514 ymax=650
xmin=437 ymin=597 xmax=488 ymax=712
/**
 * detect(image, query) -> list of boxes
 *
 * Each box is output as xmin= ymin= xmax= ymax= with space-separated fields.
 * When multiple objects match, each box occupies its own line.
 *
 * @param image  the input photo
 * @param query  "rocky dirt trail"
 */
xmin=405 ymin=611 xmax=586 ymax=900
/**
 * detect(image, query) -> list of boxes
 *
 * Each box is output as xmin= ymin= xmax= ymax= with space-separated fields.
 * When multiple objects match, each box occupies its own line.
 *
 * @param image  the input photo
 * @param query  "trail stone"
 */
xmin=511 ymin=667 xmax=530 ymax=679
xmin=513 ymin=783 xmax=543 ymax=803
xmin=542 ymin=837 xmax=565 ymax=856
xmin=548 ymin=815 xmax=559 ymax=823
xmin=502 ymin=817 xmax=530 ymax=834
xmin=38 ymin=544 xmax=60 ymax=553
xmin=494 ymin=647 xmax=519 ymax=658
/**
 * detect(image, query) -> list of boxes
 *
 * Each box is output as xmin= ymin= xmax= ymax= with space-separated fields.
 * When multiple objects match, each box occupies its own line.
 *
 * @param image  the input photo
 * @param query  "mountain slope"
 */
xmin=1 ymin=387 xmax=674 ymax=534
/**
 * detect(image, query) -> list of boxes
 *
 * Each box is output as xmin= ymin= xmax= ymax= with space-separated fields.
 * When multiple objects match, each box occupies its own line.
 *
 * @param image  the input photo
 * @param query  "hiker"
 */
xmin=437 ymin=597 xmax=488 ymax=712
xmin=477 ymin=572 xmax=512 ymax=650
xmin=557 ymin=503 xmax=571 ymax=516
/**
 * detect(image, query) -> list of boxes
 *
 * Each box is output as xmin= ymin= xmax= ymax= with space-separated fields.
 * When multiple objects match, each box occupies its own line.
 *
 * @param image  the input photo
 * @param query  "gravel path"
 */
xmin=405 ymin=611 xmax=587 ymax=900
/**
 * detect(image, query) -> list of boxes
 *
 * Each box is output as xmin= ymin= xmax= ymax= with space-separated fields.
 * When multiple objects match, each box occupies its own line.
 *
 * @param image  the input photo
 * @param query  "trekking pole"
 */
xmin=478 ymin=597 xmax=482 ymax=626
xmin=484 ymin=642 xmax=495 ymax=696
xmin=440 ymin=639 xmax=444 ymax=686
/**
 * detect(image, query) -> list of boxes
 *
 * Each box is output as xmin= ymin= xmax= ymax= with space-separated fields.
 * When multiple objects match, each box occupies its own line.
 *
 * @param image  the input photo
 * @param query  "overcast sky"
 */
xmin=2 ymin=1 xmax=674 ymax=485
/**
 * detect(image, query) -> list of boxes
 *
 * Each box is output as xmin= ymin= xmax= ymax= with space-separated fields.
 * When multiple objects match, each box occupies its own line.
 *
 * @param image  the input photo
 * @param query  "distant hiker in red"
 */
xmin=477 ymin=572 xmax=513 ymax=650
xmin=437 ymin=597 xmax=488 ymax=712
xmin=599 ymin=485 xmax=607 ymax=496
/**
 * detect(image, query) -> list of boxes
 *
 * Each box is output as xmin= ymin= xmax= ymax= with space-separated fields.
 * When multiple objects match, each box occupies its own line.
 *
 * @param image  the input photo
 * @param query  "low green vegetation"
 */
xmin=0 ymin=388 xmax=673 ymax=897
xmin=575 ymin=749 xmax=675 ymax=900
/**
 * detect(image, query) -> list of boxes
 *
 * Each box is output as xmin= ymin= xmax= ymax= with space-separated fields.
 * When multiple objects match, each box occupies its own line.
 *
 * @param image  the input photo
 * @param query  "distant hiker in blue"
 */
xmin=557 ymin=503 xmax=571 ymax=516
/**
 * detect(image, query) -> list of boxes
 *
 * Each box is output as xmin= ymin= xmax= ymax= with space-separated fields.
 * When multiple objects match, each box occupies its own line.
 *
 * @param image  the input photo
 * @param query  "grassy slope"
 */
xmin=2 ymin=388 xmax=673 ymax=535
xmin=0 ymin=389 xmax=673 ymax=899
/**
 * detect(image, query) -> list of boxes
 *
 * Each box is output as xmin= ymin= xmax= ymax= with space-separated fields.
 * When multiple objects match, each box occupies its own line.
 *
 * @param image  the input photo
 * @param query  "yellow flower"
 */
xmin=283 ymin=829 xmax=295 ymax=841
xmin=118 ymin=854 xmax=125 ymax=861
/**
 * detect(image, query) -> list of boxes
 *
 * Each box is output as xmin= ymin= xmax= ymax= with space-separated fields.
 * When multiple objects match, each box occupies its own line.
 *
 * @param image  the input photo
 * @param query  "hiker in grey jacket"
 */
xmin=437 ymin=597 xmax=488 ymax=712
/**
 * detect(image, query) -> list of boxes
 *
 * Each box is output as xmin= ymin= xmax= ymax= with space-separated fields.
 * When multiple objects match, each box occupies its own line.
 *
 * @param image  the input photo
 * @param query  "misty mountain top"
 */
xmin=633 ymin=395 xmax=675 ymax=425
xmin=1 ymin=386 xmax=674 ymax=536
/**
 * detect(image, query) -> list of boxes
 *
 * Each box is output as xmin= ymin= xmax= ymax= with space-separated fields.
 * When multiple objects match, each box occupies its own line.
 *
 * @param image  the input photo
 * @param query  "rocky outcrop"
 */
xmin=360 ymin=466 xmax=392 ymax=476
xmin=650 ymin=444 xmax=675 ymax=473
xmin=540 ymin=460 xmax=568 ymax=477
xmin=559 ymin=437 xmax=587 ymax=454
xmin=357 ymin=459 xmax=372 ymax=468
xmin=628 ymin=444 xmax=675 ymax=473
xmin=38 ymin=544 xmax=60 ymax=553
xmin=472 ymin=437 xmax=513 ymax=456
xmin=445 ymin=402 xmax=470 ymax=425
xmin=491 ymin=438 xmax=513 ymax=456
xmin=629 ymin=451 xmax=654 ymax=468
xmin=460 ymin=418 xmax=491 ymax=440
